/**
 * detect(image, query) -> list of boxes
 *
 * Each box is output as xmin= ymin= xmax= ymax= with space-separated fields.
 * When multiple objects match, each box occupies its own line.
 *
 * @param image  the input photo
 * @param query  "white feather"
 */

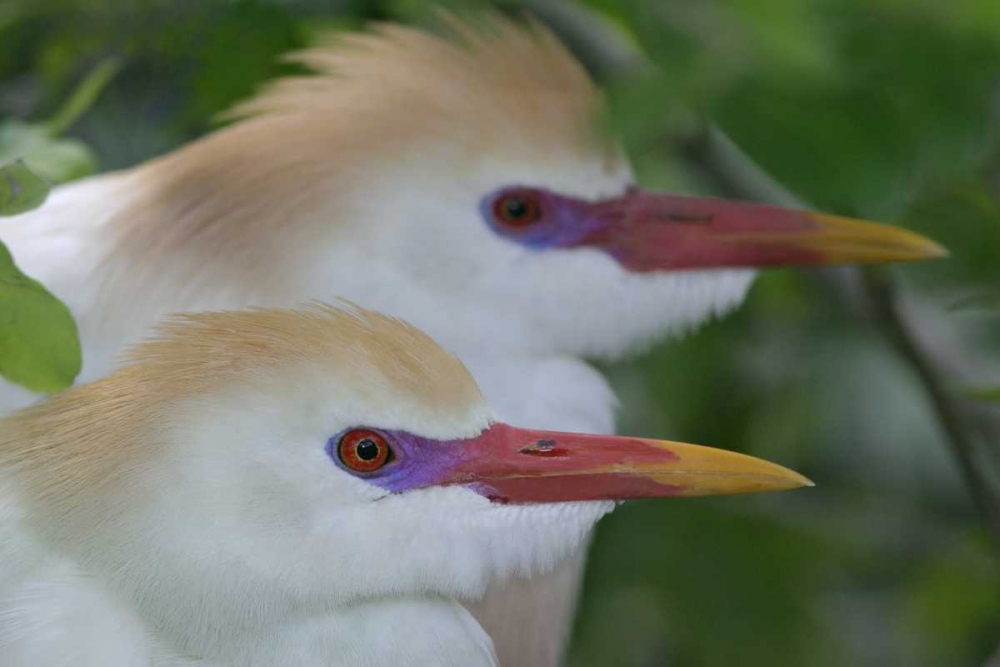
xmin=0 ymin=306 xmax=621 ymax=666
xmin=0 ymin=19 xmax=757 ymax=666
xmin=0 ymin=152 xmax=754 ymax=667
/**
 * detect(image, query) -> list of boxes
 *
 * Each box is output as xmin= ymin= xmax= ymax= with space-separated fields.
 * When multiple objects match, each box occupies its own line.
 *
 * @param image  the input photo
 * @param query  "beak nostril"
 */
xmin=632 ymin=207 xmax=715 ymax=225
xmin=663 ymin=213 xmax=714 ymax=224
xmin=519 ymin=439 xmax=568 ymax=457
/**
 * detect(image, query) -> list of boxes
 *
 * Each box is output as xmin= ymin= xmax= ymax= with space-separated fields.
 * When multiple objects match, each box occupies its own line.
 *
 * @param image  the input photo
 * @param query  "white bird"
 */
xmin=0 ymin=303 xmax=810 ymax=667
xmin=0 ymin=13 xmax=943 ymax=666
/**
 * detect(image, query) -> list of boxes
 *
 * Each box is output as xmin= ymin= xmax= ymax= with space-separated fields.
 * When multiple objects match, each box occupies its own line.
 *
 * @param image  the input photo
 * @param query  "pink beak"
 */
xmin=577 ymin=191 xmax=946 ymax=272
xmin=442 ymin=423 xmax=812 ymax=504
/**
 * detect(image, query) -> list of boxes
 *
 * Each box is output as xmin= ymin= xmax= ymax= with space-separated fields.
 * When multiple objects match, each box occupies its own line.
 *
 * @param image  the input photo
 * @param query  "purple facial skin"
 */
xmin=480 ymin=186 xmax=602 ymax=250
xmin=327 ymin=428 xmax=465 ymax=494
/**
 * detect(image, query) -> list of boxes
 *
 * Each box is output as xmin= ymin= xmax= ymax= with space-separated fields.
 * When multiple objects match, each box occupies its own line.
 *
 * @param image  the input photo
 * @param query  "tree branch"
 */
xmin=682 ymin=124 xmax=1000 ymax=548
xmin=862 ymin=266 xmax=1000 ymax=544
xmin=531 ymin=0 xmax=1000 ymax=547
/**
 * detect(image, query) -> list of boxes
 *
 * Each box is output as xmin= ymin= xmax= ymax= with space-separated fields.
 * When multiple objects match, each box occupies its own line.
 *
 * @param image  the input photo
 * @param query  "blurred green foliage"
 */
xmin=0 ymin=54 xmax=121 ymax=186
xmin=0 ymin=55 xmax=114 ymax=392
xmin=0 ymin=160 xmax=81 ymax=392
xmin=0 ymin=238 xmax=81 ymax=393
xmin=0 ymin=0 xmax=998 ymax=665
xmin=0 ymin=160 xmax=48 ymax=215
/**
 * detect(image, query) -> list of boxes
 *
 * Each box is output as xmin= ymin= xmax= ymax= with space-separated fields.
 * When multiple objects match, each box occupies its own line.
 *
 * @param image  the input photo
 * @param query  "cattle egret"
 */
xmin=0 ymin=13 xmax=943 ymax=666
xmin=0 ymin=304 xmax=811 ymax=667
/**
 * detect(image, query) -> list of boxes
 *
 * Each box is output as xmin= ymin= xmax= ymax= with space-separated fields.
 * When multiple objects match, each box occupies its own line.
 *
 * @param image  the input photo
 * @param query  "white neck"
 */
xmin=147 ymin=596 xmax=496 ymax=667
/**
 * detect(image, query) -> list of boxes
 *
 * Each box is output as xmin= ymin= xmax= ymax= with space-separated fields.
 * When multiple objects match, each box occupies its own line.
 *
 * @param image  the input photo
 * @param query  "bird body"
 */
xmin=0 ymin=304 xmax=808 ymax=666
xmin=0 ymin=14 xmax=943 ymax=666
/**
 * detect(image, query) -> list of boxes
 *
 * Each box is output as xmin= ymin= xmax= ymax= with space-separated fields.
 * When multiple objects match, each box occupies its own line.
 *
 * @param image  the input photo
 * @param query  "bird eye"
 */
xmin=337 ymin=429 xmax=392 ymax=473
xmin=492 ymin=191 xmax=542 ymax=228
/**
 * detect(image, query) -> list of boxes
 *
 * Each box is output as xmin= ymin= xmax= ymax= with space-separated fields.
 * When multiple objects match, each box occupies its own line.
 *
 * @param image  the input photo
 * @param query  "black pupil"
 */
xmin=356 ymin=439 xmax=380 ymax=461
xmin=503 ymin=197 xmax=529 ymax=220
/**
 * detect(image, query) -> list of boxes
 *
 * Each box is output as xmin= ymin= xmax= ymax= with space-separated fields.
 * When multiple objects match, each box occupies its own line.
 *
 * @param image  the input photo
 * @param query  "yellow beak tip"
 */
xmin=805 ymin=212 xmax=949 ymax=264
xmin=927 ymin=241 xmax=950 ymax=259
xmin=775 ymin=470 xmax=814 ymax=491
xmin=905 ymin=236 xmax=949 ymax=260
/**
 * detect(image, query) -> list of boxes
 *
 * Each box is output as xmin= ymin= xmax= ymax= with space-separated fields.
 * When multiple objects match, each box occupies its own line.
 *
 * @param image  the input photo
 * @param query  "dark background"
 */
xmin=2 ymin=1 xmax=998 ymax=665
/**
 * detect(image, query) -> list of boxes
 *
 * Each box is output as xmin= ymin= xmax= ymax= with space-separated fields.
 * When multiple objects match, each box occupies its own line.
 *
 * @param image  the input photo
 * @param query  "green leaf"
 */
xmin=0 ymin=57 xmax=116 ymax=187
xmin=0 ymin=120 xmax=97 ymax=185
xmin=965 ymin=387 xmax=1000 ymax=402
xmin=0 ymin=160 xmax=50 ymax=216
xmin=0 ymin=242 xmax=81 ymax=392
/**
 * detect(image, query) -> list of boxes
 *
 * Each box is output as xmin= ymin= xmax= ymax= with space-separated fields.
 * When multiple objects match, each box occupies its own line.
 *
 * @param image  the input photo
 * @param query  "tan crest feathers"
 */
xmin=0 ymin=305 xmax=487 ymax=542
xmin=1 ymin=304 xmax=482 ymax=517
xmin=110 ymin=12 xmax=611 ymax=277
xmin=121 ymin=302 xmax=473 ymax=397
xmin=225 ymin=10 xmax=600 ymax=126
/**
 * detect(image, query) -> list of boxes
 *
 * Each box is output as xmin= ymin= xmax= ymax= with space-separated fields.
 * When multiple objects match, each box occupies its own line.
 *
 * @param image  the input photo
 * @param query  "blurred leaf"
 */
xmin=0 ymin=120 xmax=96 ymax=184
xmin=965 ymin=387 xmax=1000 ymax=403
xmin=0 ymin=3 xmax=23 ymax=33
xmin=0 ymin=59 xmax=118 ymax=184
xmin=901 ymin=535 xmax=1000 ymax=666
xmin=716 ymin=79 xmax=913 ymax=216
xmin=572 ymin=500 xmax=845 ymax=667
xmin=0 ymin=241 xmax=81 ymax=392
xmin=45 ymin=56 xmax=122 ymax=136
xmin=711 ymin=2 xmax=1000 ymax=221
xmin=186 ymin=0 xmax=305 ymax=124
xmin=298 ymin=16 xmax=367 ymax=44
xmin=0 ymin=159 xmax=49 ymax=215
xmin=385 ymin=0 xmax=501 ymax=22
xmin=903 ymin=180 xmax=1000 ymax=288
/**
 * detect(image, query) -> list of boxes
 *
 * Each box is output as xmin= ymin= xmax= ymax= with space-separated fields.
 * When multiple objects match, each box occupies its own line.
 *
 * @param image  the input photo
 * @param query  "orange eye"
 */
xmin=338 ymin=429 xmax=392 ymax=473
xmin=493 ymin=192 xmax=542 ymax=227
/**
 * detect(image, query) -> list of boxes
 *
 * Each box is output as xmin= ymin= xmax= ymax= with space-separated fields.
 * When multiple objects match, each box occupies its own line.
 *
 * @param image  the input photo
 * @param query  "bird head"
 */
xmin=3 ymin=304 xmax=808 ymax=612
xmin=113 ymin=13 xmax=945 ymax=360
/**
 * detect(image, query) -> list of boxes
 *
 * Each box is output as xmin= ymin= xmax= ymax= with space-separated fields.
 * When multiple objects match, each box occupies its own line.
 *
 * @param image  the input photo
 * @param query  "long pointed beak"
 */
xmin=443 ymin=423 xmax=811 ymax=504
xmin=578 ymin=191 xmax=947 ymax=272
